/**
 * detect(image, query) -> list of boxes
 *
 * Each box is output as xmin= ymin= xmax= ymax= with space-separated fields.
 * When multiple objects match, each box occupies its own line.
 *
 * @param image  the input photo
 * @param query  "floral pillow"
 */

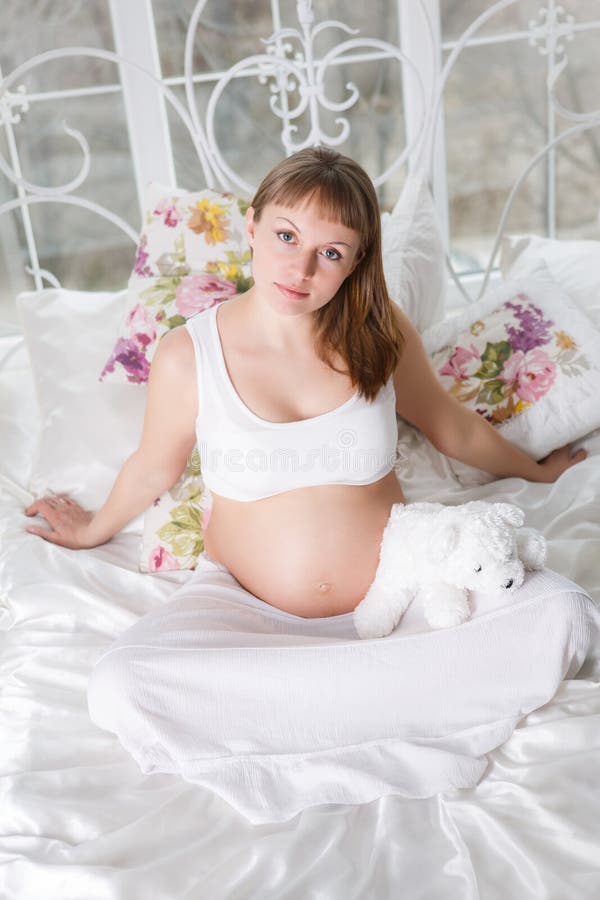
xmin=100 ymin=182 xmax=253 ymax=383
xmin=139 ymin=447 xmax=213 ymax=573
xmin=102 ymin=182 xmax=252 ymax=571
xmin=423 ymin=274 xmax=600 ymax=476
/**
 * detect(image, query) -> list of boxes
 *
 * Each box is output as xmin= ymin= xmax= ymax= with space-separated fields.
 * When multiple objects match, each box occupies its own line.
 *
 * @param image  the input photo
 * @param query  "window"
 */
xmin=0 ymin=0 xmax=138 ymax=321
xmin=151 ymin=0 xmax=407 ymax=205
xmin=440 ymin=0 xmax=600 ymax=273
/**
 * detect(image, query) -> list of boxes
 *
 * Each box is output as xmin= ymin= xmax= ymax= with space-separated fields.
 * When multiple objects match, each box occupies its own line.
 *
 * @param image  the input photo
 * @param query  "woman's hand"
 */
xmin=21 ymin=329 xmax=198 ymax=551
xmin=537 ymin=444 xmax=588 ymax=483
xmin=24 ymin=495 xmax=96 ymax=549
xmin=390 ymin=310 xmax=590 ymax=484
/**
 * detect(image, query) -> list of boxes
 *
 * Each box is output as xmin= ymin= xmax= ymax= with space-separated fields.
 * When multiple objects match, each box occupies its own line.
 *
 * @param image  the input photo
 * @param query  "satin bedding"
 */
xmin=1 ymin=333 xmax=600 ymax=899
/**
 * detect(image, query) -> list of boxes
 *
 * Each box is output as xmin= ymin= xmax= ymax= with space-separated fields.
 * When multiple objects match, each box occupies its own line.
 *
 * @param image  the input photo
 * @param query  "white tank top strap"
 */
xmin=184 ymin=303 xmax=223 ymax=421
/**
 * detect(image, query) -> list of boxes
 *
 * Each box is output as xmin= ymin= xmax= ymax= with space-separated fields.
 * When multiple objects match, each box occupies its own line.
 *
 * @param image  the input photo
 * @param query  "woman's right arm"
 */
xmin=25 ymin=327 xmax=198 ymax=549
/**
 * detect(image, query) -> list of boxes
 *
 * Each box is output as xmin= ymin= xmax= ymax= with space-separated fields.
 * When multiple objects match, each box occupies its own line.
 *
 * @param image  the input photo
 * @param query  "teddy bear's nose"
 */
xmin=503 ymin=578 xmax=514 ymax=589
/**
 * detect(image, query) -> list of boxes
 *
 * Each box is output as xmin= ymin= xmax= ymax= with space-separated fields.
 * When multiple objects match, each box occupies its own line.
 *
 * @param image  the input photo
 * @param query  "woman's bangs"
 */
xmin=311 ymin=182 xmax=369 ymax=235
xmin=268 ymin=174 xmax=369 ymax=236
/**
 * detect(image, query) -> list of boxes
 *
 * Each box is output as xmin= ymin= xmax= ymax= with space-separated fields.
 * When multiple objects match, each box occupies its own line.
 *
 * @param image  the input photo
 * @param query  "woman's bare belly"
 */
xmin=203 ymin=470 xmax=405 ymax=617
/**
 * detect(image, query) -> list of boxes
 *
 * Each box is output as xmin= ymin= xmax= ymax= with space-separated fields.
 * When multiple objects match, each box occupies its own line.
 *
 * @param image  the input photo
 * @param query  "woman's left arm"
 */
xmin=392 ymin=308 xmax=586 ymax=484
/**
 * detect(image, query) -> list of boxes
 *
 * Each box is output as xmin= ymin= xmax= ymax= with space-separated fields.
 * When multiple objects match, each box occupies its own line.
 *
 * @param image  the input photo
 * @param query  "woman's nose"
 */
xmin=292 ymin=251 xmax=316 ymax=280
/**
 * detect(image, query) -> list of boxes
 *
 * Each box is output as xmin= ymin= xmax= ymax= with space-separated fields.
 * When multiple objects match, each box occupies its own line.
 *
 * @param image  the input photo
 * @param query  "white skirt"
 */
xmin=87 ymin=552 xmax=599 ymax=824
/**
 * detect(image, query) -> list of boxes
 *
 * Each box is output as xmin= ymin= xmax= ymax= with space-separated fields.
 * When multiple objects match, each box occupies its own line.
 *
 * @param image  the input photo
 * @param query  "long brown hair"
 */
xmin=250 ymin=147 xmax=404 ymax=401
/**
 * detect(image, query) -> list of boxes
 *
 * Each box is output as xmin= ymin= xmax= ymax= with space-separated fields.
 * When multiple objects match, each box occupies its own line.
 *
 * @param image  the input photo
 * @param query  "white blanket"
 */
xmin=86 ymin=553 xmax=598 ymax=825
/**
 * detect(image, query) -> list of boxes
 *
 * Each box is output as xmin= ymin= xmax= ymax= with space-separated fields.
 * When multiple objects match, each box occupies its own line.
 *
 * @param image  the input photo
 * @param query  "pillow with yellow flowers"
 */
xmin=100 ymin=182 xmax=251 ymax=571
xmin=100 ymin=182 xmax=253 ymax=383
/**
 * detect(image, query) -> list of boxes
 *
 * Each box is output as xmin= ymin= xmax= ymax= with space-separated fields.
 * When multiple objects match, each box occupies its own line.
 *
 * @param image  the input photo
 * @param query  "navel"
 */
xmin=318 ymin=581 xmax=332 ymax=593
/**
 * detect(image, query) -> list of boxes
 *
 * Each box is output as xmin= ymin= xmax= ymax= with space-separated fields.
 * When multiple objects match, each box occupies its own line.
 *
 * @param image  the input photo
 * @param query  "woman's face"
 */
xmin=245 ymin=198 xmax=362 ymax=317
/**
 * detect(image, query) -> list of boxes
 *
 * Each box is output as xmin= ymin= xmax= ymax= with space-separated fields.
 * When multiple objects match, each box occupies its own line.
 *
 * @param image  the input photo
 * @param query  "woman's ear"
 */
xmin=245 ymin=206 xmax=256 ymax=249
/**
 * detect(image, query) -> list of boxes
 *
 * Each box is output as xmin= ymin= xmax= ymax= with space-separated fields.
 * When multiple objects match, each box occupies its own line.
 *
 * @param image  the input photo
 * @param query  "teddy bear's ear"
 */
xmin=430 ymin=522 xmax=460 ymax=562
xmin=491 ymin=503 xmax=525 ymax=529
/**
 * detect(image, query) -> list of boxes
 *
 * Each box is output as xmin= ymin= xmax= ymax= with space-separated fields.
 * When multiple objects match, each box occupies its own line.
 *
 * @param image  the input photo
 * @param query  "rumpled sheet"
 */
xmin=1 ymin=332 xmax=600 ymax=899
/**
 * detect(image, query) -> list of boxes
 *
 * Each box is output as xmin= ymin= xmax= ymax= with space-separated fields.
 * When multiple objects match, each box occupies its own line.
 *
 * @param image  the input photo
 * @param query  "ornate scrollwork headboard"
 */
xmin=0 ymin=0 xmax=598 ymax=305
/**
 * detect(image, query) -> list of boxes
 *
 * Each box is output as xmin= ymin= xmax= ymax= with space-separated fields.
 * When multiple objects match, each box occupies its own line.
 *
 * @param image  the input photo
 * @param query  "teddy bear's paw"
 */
xmin=517 ymin=528 xmax=547 ymax=571
xmin=421 ymin=585 xmax=471 ymax=629
xmin=354 ymin=603 xmax=402 ymax=639
xmin=354 ymin=612 xmax=395 ymax=640
xmin=353 ymin=587 xmax=412 ymax=639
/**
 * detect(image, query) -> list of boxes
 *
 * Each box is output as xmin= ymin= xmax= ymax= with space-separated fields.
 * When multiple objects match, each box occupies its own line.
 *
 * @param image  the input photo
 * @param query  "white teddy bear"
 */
xmin=354 ymin=501 xmax=547 ymax=639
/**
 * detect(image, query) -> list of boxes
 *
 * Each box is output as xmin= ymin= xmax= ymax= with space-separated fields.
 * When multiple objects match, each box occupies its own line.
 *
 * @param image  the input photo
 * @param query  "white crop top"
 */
xmin=185 ymin=304 xmax=398 ymax=502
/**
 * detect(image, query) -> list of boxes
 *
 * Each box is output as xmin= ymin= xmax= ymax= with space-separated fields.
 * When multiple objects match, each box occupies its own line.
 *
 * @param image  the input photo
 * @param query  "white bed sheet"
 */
xmin=1 ymin=330 xmax=600 ymax=900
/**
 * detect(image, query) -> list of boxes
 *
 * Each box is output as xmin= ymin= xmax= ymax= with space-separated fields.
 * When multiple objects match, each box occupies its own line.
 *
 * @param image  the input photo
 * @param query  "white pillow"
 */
xmin=422 ymin=272 xmax=600 ymax=484
xmin=500 ymin=235 xmax=600 ymax=321
xmin=381 ymin=169 xmax=446 ymax=331
xmin=17 ymin=289 xmax=146 ymax=517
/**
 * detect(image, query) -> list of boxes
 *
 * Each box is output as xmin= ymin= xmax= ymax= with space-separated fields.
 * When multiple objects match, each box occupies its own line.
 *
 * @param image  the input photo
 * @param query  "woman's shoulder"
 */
xmin=390 ymin=301 xmax=415 ymax=335
xmin=151 ymin=324 xmax=196 ymax=381
xmin=182 ymin=303 xmax=218 ymax=337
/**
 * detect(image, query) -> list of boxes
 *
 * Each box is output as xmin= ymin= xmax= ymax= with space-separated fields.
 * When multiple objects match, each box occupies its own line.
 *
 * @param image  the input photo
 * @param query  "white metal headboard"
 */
xmin=0 ymin=0 xmax=599 ymax=306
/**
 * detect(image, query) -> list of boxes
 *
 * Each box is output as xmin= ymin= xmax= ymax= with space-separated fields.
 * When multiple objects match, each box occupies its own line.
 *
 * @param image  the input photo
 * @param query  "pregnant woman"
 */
xmin=25 ymin=148 xmax=594 ymax=822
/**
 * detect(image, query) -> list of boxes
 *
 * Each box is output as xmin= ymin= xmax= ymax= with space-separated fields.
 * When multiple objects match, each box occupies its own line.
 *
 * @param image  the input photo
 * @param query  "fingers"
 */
xmin=569 ymin=448 xmax=587 ymax=466
xmin=24 ymin=494 xmax=90 ymax=548
xmin=554 ymin=446 xmax=587 ymax=479
xmin=25 ymin=524 xmax=63 ymax=544
xmin=24 ymin=499 xmax=43 ymax=517
xmin=24 ymin=495 xmax=68 ymax=541
xmin=45 ymin=496 xmax=71 ymax=512
xmin=25 ymin=495 xmax=73 ymax=517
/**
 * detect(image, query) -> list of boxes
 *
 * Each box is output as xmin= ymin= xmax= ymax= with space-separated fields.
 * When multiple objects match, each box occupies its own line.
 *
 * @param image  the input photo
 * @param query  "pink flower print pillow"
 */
xmin=174 ymin=273 xmax=238 ymax=318
xmin=99 ymin=184 xmax=251 ymax=571
xmin=100 ymin=183 xmax=253 ymax=384
xmin=423 ymin=274 xmax=600 ymax=469
xmin=437 ymin=298 xmax=560 ymax=423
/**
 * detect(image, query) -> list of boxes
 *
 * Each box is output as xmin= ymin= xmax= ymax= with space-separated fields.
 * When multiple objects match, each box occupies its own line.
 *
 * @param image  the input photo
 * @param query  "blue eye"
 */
xmin=323 ymin=248 xmax=341 ymax=260
xmin=277 ymin=231 xmax=294 ymax=243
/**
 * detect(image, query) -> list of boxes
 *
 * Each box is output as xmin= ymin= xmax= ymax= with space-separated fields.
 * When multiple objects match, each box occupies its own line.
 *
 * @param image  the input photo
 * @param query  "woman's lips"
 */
xmin=274 ymin=282 xmax=309 ymax=299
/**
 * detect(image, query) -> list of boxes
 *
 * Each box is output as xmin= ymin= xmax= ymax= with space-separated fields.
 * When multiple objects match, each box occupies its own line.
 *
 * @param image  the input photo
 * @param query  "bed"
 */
xmin=2 ymin=1 xmax=600 ymax=897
